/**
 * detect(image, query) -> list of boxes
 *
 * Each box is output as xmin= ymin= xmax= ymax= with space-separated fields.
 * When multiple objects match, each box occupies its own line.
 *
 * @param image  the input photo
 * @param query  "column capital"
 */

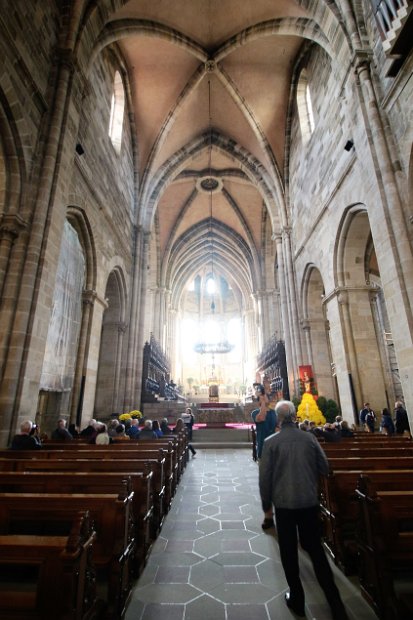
xmin=322 ymin=284 xmax=376 ymax=306
xmin=281 ymin=226 xmax=292 ymax=239
xmin=82 ymin=289 xmax=102 ymax=307
xmin=0 ymin=213 xmax=27 ymax=239
xmin=118 ymin=321 xmax=128 ymax=333
xmin=351 ymin=49 xmax=373 ymax=75
xmin=54 ymin=48 xmax=76 ymax=73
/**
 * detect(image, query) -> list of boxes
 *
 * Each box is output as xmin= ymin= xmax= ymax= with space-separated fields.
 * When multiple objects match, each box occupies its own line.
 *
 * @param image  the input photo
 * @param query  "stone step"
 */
xmin=191 ymin=442 xmax=252 ymax=450
xmin=192 ymin=427 xmax=253 ymax=446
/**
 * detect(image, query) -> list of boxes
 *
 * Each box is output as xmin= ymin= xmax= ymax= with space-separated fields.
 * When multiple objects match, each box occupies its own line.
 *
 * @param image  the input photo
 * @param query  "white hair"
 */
xmin=275 ymin=400 xmax=296 ymax=425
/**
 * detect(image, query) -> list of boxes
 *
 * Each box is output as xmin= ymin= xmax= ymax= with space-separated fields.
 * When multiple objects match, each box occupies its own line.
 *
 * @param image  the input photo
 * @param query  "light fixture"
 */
xmin=192 ymin=78 xmax=234 ymax=361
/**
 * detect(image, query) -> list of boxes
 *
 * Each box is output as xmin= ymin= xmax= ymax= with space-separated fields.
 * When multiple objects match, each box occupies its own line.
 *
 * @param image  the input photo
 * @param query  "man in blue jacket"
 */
xmin=251 ymin=384 xmax=277 ymax=460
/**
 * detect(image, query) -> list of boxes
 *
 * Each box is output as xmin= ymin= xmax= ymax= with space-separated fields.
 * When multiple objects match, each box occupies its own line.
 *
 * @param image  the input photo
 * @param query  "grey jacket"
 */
xmin=259 ymin=422 xmax=329 ymax=511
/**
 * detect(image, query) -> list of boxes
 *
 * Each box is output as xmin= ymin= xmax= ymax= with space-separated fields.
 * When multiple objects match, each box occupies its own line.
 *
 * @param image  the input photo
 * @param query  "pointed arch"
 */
xmin=141 ymin=129 xmax=281 ymax=232
xmin=95 ymin=266 xmax=128 ymax=417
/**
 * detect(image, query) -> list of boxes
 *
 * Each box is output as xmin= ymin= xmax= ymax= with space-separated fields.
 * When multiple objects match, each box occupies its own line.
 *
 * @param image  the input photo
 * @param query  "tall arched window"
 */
xmin=297 ymin=69 xmax=315 ymax=142
xmin=108 ymin=71 xmax=125 ymax=153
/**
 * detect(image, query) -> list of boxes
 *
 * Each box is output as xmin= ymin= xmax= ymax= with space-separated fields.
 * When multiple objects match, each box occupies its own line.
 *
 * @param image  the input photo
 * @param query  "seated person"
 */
xmin=11 ymin=420 xmax=42 ymax=449
xmin=152 ymin=419 xmax=163 ymax=437
xmin=322 ymin=422 xmax=341 ymax=442
xmin=138 ymin=419 xmax=158 ymax=440
xmin=126 ymin=418 xmax=140 ymax=439
xmin=95 ymin=422 xmax=111 ymax=445
xmin=340 ymin=420 xmax=354 ymax=437
xmin=68 ymin=423 xmax=79 ymax=437
xmin=107 ymin=419 xmax=120 ymax=438
xmin=51 ymin=418 xmax=73 ymax=441
xmin=160 ymin=418 xmax=170 ymax=434
xmin=112 ymin=424 xmax=130 ymax=441
xmin=80 ymin=419 xmax=98 ymax=443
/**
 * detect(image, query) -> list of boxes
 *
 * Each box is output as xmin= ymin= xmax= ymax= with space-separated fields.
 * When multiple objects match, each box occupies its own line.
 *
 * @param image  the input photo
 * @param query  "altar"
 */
xmin=199 ymin=402 xmax=232 ymax=409
xmin=195 ymin=404 xmax=247 ymax=425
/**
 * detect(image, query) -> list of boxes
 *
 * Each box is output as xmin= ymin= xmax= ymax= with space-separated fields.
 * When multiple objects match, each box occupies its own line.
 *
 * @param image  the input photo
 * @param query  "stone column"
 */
xmin=0 ymin=49 xmax=79 ymax=446
xmin=252 ymin=291 xmax=263 ymax=351
xmin=274 ymin=233 xmax=296 ymax=396
xmin=353 ymin=52 xmax=413 ymax=421
xmin=131 ymin=231 xmax=151 ymax=409
xmin=282 ymin=227 xmax=303 ymax=371
xmin=69 ymin=288 xmax=101 ymax=426
xmin=79 ymin=293 xmax=107 ymax=426
xmin=301 ymin=319 xmax=313 ymax=367
xmin=167 ymin=306 xmax=177 ymax=378
xmin=324 ymin=285 xmax=388 ymax=418
xmin=113 ymin=321 xmax=127 ymax=414
xmin=0 ymin=214 xmax=26 ymax=298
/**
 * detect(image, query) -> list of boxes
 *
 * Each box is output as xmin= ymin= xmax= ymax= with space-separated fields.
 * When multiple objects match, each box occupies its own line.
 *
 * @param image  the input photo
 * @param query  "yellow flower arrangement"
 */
xmin=119 ymin=410 xmax=142 ymax=421
xmin=297 ymin=393 xmax=326 ymax=425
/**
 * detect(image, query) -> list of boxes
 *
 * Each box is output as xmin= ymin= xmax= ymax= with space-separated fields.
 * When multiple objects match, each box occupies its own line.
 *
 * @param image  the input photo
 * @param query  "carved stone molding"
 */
xmin=0 ymin=213 xmax=27 ymax=240
xmin=205 ymin=60 xmax=216 ymax=73
xmin=82 ymin=289 xmax=100 ymax=307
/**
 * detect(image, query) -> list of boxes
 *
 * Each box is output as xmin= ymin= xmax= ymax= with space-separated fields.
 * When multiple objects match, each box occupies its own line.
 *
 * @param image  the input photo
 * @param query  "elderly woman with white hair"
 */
xmin=10 ymin=420 xmax=42 ymax=450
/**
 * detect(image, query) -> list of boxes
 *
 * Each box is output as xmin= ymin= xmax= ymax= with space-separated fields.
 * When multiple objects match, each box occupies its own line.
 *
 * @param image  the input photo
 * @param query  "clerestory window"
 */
xmin=297 ymin=69 xmax=315 ymax=142
xmin=108 ymin=71 xmax=125 ymax=153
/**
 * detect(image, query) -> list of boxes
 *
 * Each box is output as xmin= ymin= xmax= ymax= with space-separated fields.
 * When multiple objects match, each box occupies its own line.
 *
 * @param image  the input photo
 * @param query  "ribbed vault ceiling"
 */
xmin=103 ymin=0 xmax=313 ymax=309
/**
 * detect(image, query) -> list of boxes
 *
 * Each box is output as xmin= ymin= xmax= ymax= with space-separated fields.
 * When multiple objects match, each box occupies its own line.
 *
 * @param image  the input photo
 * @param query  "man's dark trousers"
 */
xmin=275 ymin=505 xmax=344 ymax=613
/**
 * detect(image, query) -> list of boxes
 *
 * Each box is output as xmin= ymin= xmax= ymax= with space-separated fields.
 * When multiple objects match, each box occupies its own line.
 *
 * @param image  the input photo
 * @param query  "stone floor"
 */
xmin=125 ymin=449 xmax=377 ymax=620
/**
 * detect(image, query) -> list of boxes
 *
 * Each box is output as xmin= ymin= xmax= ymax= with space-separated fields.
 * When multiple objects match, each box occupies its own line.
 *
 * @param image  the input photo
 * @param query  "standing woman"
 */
xmin=152 ymin=420 xmax=163 ymax=437
xmin=380 ymin=408 xmax=395 ymax=435
xmin=394 ymin=401 xmax=411 ymax=435
xmin=184 ymin=407 xmax=195 ymax=440
xmin=173 ymin=418 xmax=196 ymax=457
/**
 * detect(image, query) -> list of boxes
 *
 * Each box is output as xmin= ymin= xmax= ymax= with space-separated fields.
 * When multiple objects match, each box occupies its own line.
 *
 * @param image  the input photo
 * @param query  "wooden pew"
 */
xmin=1 ymin=445 xmax=174 ymax=518
xmin=319 ymin=469 xmax=413 ymax=575
xmin=327 ymin=456 xmax=413 ymax=470
xmin=0 ymin=490 xmax=134 ymax=619
xmin=322 ymin=439 xmax=412 ymax=449
xmin=355 ymin=488 xmax=413 ymax=620
xmin=0 ymin=469 xmax=153 ymax=575
xmin=39 ymin=433 xmax=186 ymax=510
xmin=323 ymin=447 xmax=413 ymax=458
xmin=0 ymin=511 xmax=101 ymax=620
xmin=0 ymin=455 xmax=166 ymax=537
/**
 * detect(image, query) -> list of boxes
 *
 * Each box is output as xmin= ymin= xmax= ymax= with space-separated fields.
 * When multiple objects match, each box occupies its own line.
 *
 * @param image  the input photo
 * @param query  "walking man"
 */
xmin=259 ymin=400 xmax=348 ymax=619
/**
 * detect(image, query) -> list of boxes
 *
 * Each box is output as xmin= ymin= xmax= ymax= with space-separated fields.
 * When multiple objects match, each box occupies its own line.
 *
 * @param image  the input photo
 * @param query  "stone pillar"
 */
xmin=131 ymin=230 xmax=151 ymax=409
xmin=301 ymin=319 xmax=313 ymax=366
xmin=0 ymin=214 xmax=26 ymax=299
xmin=282 ymin=227 xmax=303 ymax=372
xmin=323 ymin=292 xmax=356 ymax=419
xmin=167 ymin=306 xmax=177 ymax=378
xmin=245 ymin=307 xmax=258 ymax=367
xmin=69 ymin=288 xmax=102 ymax=425
xmin=252 ymin=291 xmax=263 ymax=351
xmin=274 ymin=234 xmax=296 ymax=396
xmin=353 ymin=52 xmax=413 ymax=423
xmin=79 ymin=293 xmax=107 ymax=426
xmin=113 ymin=321 xmax=127 ymax=414
xmin=324 ymin=285 xmax=388 ymax=419
xmin=0 ymin=49 xmax=80 ymax=447
xmin=303 ymin=316 xmax=335 ymax=398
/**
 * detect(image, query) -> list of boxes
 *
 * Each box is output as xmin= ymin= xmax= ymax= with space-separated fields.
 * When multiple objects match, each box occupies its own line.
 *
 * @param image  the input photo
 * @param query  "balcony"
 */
xmin=373 ymin=0 xmax=413 ymax=76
